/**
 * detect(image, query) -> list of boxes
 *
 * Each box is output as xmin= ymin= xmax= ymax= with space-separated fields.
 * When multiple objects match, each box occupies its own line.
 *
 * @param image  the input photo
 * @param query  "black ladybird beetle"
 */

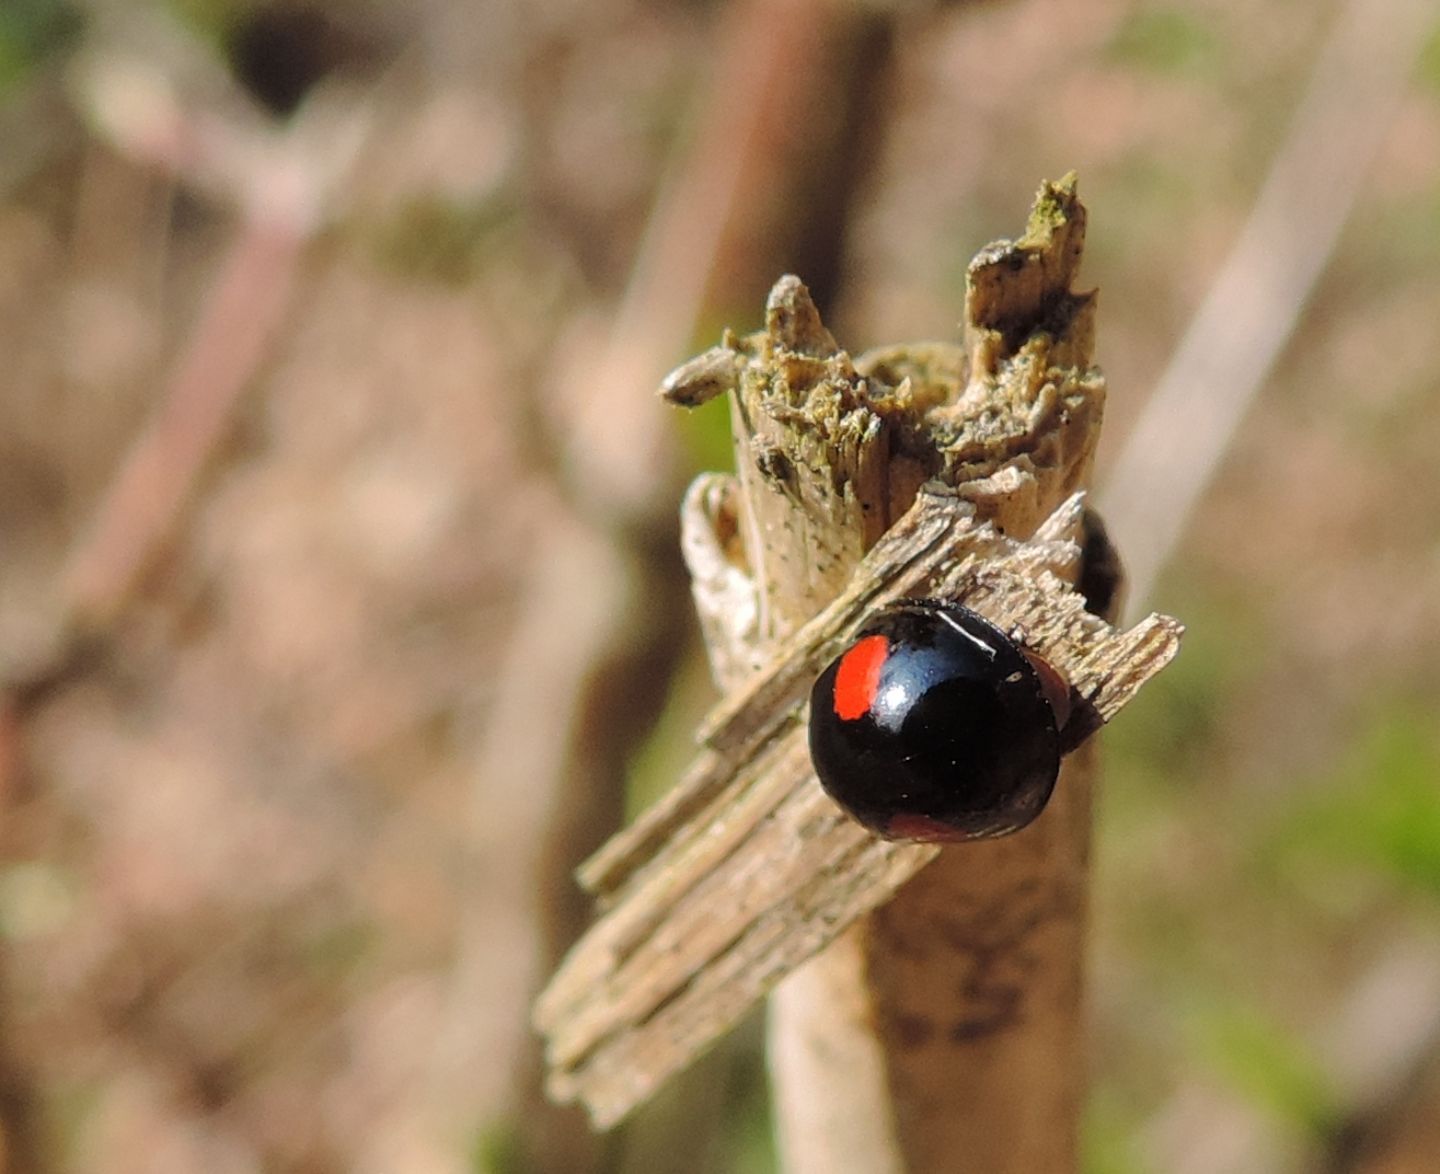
xmin=808 ymin=599 xmax=1072 ymax=842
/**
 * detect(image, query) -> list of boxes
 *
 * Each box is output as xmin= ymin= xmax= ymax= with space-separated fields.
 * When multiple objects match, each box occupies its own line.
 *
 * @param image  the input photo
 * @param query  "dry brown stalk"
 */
xmin=535 ymin=176 xmax=1184 ymax=1166
xmin=52 ymin=29 xmax=376 ymax=644
xmin=537 ymin=487 xmax=1177 ymax=1127
xmin=458 ymin=6 xmax=894 ymax=1167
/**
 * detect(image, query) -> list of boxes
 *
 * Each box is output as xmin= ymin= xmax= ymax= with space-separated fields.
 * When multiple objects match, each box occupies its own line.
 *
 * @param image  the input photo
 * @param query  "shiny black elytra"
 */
xmin=807 ymin=599 xmax=1070 ymax=842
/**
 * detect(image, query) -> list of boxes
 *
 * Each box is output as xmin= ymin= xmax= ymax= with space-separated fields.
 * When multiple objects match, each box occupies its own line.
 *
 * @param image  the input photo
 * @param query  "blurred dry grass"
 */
xmin=0 ymin=1 xmax=1438 ymax=1172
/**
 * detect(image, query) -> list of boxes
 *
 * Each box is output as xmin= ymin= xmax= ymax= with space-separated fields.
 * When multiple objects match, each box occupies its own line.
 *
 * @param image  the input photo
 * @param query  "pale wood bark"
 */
xmin=763 ymin=178 xmax=1104 ymax=1174
xmin=532 ymin=178 xmax=1183 ymax=1159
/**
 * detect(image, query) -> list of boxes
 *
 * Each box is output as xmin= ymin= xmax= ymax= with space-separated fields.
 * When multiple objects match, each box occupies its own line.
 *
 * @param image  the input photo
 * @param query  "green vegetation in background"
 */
xmin=1082 ymin=1084 xmax=1147 ymax=1174
xmin=623 ymin=644 xmax=715 ymax=820
xmin=671 ymin=309 xmax=758 ymax=477
xmin=372 ymin=194 xmax=525 ymax=287
xmin=614 ymin=1022 xmax=773 ymax=1174
xmin=471 ymin=1116 xmax=524 ymax=1174
xmin=1351 ymin=181 xmax=1440 ymax=274
xmin=1083 ymin=155 xmax=1200 ymax=279
xmin=1419 ymin=20 xmax=1440 ymax=94
xmin=939 ymin=212 xmax=992 ymax=308
xmin=672 ymin=387 xmax=735 ymax=476
xmin=1259 ymin=707 xmax=1440 ymax=908
xmin=0 ymin=861 xmax=75 ymax=941
xmin=721 ymin=1041 xmax=777 ymax=1174
xmin=160 ymin=0 xmax=239 ymax=45
xmin=1182 ymin=996 xmax=1340 ymax=1136
xmin=1102 ymin=588 xmax=1263 ymax=800
xmin=1105 ymin=6 xmax=1223 ymax=77
xmin=299 ymin=916 xmax=378 ymax=979
xmin=0 ymin=0 xmax=81 ymax=95
xmin=1094 ymin=586 xmax=1277 ymax=984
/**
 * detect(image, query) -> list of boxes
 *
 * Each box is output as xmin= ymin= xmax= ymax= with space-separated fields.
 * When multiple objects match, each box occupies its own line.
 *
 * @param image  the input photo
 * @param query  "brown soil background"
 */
xmin=0 ymin=1 xmax=1438 ymax=1172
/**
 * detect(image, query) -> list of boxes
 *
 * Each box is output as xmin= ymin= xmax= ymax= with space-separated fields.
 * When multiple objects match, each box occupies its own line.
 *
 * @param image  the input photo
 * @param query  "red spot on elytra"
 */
xmin=833 ymin=634 xmax=888 ymax=721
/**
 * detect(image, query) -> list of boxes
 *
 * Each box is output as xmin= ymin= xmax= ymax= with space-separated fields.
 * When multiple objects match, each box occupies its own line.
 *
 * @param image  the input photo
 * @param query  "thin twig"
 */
xmin=1098 ymin=0 xmax=1436 ymax=614
xmin=59 ymin=215 xmax=304 ymax=630
xmin=48 ymin=31 xmax=376 ymax=639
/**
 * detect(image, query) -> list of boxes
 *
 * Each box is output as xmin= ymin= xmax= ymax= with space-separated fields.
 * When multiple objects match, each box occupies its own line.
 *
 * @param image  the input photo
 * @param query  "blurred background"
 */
xmin=0 ymin=0 xmax=1437 ymax=1171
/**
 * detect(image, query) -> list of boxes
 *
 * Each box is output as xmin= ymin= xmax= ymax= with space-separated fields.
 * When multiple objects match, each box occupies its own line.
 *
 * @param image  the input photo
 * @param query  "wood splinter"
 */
xmin=533 ymin=176 xmax=1183 ymax=1168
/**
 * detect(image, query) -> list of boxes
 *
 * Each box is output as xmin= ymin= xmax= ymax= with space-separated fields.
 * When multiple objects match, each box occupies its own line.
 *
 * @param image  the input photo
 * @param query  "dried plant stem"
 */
xmin=536 ymin=488 xmax=1177 ymax=1127
xmin=60 ymin=216 xmax=304 ymax=631
xmin=41 ymin=30 xmax=376 ymax=653
xmin=763 ymin=182 xmax=1101 ymax=1174
xmin=535 ymin=179 xmax=1183 ymax=1163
